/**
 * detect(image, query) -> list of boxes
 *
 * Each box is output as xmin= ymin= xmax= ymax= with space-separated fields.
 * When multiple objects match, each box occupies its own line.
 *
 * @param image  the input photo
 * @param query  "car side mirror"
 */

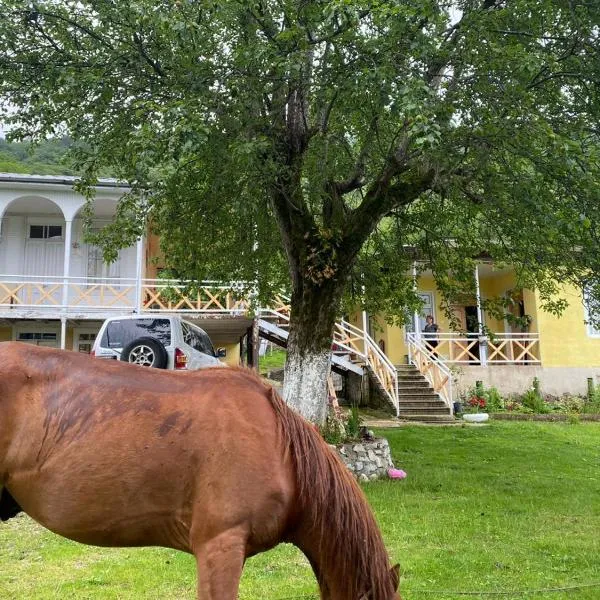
xmin=216 ymin=347 xmax=226 ymax=358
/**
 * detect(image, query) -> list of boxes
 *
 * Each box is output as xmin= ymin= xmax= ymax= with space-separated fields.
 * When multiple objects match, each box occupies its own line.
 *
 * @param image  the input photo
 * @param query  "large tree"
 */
xmin=1 ymin=1 xmax=599 ymax=423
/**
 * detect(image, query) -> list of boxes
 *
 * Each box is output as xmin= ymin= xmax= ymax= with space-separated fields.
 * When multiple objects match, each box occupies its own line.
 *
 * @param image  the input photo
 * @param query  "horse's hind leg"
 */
xmin=193 ymin=526 xmax=247 ymax=600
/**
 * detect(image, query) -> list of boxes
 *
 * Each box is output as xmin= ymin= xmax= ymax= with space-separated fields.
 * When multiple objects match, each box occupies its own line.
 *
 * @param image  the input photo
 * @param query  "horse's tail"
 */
xmin=268 ymin=388 xmax=397 ymax=600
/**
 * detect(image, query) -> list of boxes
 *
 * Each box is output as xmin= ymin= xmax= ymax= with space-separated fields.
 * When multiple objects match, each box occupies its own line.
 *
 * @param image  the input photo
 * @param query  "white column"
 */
xmin=412 ymin=262 xmax=420 ymax=339
xmin=60 ymin=317 xmax=67 ymax=350
xmin=474 ymin=265 xmax=487 ymax=366
xmin=362 ymin=310 xmax=369 ymax=357
xmin=62 ymin=219 xmax=73 ymax=308
xmin=134 ymin=236 xmax=144 ymax=313
xmin=60 ymin=219 xmax=73 ymax=350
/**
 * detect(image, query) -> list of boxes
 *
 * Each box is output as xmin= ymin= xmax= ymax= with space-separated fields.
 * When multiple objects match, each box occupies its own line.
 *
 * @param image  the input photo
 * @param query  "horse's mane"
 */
xmin=266 ymin=385 xmax=396 ymax=600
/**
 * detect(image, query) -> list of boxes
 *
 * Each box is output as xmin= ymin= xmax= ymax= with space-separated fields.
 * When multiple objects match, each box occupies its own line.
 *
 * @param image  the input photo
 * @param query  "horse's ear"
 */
xmin=390 ymin=563 xmax=401 ymax=589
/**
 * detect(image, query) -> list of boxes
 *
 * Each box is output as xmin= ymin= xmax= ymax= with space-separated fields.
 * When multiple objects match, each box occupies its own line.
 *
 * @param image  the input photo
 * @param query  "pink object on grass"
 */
xmin=387 ymin=468 xmax=407 ymax=479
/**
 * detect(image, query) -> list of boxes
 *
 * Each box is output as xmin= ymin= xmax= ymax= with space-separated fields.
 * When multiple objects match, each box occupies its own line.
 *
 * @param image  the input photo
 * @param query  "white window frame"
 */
xmin=405 ymin=292 xmax=435 ymax=334
xmin=583 ymin=287 xmax=600 ymax=338
xmin=86 ymin=224 xmax=121 ymax=282
xmin=13 ymin=323 xmax=60 ymax=346
xmin=27 ymin=217 xmax=65 ymax=241
xmin=73 ymin=327 xmax=99 ymax=353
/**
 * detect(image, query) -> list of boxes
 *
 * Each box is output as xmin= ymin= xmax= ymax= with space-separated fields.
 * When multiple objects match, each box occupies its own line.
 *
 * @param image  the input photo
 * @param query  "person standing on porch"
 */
xmin=423 ymin=315 xmax=440 ymax=356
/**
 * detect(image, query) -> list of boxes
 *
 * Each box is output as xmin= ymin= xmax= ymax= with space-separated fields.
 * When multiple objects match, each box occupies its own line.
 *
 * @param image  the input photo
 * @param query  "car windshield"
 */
xmin=101 ymin=319 xmax=171 ymax=349
xmin=182 ymin=321 xmax=215 ymax=356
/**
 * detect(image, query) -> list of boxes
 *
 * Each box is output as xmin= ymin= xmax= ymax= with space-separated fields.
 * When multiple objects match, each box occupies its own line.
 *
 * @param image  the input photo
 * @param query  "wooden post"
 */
xmin=246 ymin=319 xmax=260 ymax=371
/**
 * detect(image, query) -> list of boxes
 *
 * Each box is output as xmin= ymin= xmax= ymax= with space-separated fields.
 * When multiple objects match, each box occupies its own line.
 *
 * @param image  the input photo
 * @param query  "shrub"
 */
xmin=583 ymin=380 xmax=600 ymax=414
xmin=320 ymin=404 xmax=364 ymax=444
xmin=345 ymin=405 xmax=362 ymax=440
xmin=520 ymin=384 xmax=550 ymax=414
xmin=320 ymin=411 xmax=346 ymax=445
xmin=463 ymin=382 xmax=504 ymax=413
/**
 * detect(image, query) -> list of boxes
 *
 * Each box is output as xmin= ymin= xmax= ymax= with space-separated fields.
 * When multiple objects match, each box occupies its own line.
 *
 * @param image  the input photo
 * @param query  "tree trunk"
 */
xmin=282 ymin=280 xmax=342 ymax=425
xmin=283 ymin=345 xmax=331 ymax=425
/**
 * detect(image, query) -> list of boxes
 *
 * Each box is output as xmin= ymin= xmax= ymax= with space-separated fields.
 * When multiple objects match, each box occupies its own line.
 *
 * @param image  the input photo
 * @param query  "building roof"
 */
xmin=0 ymin=172 xmax=128 ymax=189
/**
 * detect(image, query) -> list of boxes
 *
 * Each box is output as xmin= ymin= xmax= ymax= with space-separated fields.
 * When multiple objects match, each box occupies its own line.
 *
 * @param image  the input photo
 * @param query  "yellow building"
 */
xmin=350 ymin=262 xmax=600 ymax=400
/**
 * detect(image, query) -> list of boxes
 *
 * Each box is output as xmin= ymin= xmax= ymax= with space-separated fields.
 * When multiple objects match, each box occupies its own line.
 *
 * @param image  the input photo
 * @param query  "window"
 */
xmin=101 ymin=319 xmax=171 ymax=349
xmin=405 ymin=292 xmax=435 ymax=333
xmin=182 ymin=321 xmax=215 ymax=356
xmin=17 ymin=332 xmax=58 ymax=347
xmin=87 ymin=231 xmax=121 ymax=281
xmin=29 ymin=225 xmax=63 ymax=239
xmin=583 ymin=287 xmax=600 ymax=337
xmin=76 ymin=332 xmax=97 ymax=354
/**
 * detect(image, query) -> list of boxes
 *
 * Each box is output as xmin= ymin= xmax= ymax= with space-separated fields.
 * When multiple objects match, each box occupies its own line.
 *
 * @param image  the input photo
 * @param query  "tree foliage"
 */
xmin=0 ymin=136 xmax=75 ymax=175
xmin=1 ymin=1 xmax=599 ymax=420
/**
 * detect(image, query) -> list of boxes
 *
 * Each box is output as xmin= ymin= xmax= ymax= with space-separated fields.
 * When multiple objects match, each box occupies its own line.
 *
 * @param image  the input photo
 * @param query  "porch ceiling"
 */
xmin=419 ymin=263 xmax=513 ymax=279
xmin=180 ymin=315 xmax=254 ymax=344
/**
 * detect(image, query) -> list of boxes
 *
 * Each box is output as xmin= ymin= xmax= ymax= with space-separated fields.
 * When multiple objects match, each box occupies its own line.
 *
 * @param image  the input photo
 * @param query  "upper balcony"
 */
xmin=0 ymin=275 xmax=257 ymax=320
xmin=0 ymin=174 xmax=137 ymax=313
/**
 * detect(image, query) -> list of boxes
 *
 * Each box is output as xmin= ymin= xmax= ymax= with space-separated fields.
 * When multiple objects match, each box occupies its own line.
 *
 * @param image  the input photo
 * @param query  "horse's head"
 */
xmin=359 ymin=563 xmax=401 ymax=600
xmin=389 ymin=563 xmax=401 ymax=599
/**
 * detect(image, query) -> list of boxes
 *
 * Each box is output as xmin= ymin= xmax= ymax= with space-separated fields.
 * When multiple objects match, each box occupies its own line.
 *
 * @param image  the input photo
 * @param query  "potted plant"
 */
xmin=463 ymin=393 xmax=490 ymax=423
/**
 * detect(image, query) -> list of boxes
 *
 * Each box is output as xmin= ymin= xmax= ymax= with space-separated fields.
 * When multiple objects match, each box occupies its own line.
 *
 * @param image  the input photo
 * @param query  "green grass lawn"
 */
xmin=258 ymin=347 xmax=286 ymax=374
xmin=1 ymin=421 xmax=598 ymax=599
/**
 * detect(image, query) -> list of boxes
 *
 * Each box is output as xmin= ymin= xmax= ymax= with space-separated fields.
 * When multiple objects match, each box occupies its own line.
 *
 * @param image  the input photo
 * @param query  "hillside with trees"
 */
xmin=0 ymin=137 xmax=75 ymax=175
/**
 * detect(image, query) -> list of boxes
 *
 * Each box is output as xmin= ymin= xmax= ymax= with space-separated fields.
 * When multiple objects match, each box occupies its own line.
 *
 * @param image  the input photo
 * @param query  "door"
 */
xmin=405 ymin=293 xmax=435 ymax=334
xmin=464 ymin=305 xmax=480 ymax=362
xmin=24 ymin=224 xmax=65 ymax=276
xmin=23 ymin=223 xmax=65 ymax=306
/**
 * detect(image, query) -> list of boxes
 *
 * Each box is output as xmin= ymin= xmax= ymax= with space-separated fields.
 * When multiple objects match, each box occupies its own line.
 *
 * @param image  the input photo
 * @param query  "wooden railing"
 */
xmin=140 ymin=280 xmax=250 ymax=313
xmin=0 ymin=276 xmax=253 ymax=314
xmin=258 ymin=305 xmax=400 ymax=414
xmin=406 ymin=332 xmax=453 ymax=411
xmin=334 ymin=319 xmax=399 ymax=415
xmin=0 ymin=275 xmax=136 ymax=311
xmin=421 ymin=332 xmax=541 ymax=365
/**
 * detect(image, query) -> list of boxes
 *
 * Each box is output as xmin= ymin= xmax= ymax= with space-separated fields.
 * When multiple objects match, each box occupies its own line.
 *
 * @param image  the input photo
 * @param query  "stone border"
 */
xmin=490 ymin=413 xmax=600 ymax=422
xmin=331 ymin=438 xmax=394 ymax=482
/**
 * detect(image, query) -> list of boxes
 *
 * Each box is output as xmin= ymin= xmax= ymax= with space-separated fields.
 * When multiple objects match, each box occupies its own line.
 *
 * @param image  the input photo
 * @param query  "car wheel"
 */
xmin=120 ymin=337 xmax=168 ymax=369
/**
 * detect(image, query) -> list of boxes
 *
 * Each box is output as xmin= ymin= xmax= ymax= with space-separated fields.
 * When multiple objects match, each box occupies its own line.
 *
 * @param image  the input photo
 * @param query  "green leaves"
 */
xmin=0 ymin=0 xmax=598 ymax=323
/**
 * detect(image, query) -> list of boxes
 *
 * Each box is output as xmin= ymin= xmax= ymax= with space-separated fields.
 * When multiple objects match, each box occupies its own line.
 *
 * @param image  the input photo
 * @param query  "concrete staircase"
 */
xmin=396 ymin=364 xmax=454 ymax=423
xmin=365 ymin=364 xmax=398 ymax=414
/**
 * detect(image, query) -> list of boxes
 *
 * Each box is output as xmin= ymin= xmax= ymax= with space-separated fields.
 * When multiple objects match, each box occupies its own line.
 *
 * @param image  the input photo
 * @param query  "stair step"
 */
xmin=399 ymin=401 xmax=449 ymax=409
xmin=398 ymin=396 xmax=443 ymax=404
xmin=398 ymin=381 xmax=431 ymax=389
xmin=398 ymin=406 xmax=452 ymax=415
xmin=398 ymin=414 xmax=456 ymax=422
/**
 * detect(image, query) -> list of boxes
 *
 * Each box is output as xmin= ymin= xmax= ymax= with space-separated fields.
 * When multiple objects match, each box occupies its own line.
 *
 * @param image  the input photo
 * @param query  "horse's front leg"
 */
xmin=193 ymin=526 xmax=247 ymax=600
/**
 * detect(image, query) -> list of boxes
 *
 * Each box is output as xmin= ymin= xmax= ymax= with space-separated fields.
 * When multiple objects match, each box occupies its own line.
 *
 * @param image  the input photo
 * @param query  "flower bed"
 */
xmin=491 ymin=413 xmax=600 ymax=422
xmin=456 ymin=378 xmax=600 ymax=418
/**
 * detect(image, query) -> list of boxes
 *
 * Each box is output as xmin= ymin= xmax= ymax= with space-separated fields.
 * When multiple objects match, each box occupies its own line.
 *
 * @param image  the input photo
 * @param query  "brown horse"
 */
xmin=0 ymin=342 xmax=401 ymax=599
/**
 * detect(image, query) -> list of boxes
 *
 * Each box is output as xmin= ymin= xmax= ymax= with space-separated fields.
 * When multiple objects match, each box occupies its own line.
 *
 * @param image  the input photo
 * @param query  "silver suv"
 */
xmin=92 ymin=315 xmax=224 ymax=370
